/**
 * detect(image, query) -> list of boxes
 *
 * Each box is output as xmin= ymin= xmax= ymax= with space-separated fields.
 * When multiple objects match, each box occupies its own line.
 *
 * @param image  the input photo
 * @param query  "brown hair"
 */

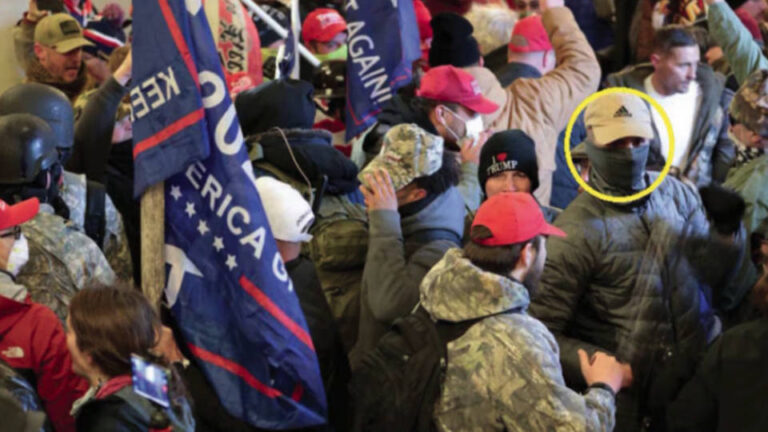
xmin=652 ymin=25 xmax=697 ymax=55
xmin=463 ymin=225 xmax=541 ymax=277
xmin=69 ymin=282 xmax=160 ymax=378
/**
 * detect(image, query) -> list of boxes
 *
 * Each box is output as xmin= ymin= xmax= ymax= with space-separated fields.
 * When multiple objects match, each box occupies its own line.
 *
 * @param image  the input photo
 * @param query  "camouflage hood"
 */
xmin=419 ymin=248 xmax=530 ymax=323
xmin=730 ymin=69 xmax=768 ymax=138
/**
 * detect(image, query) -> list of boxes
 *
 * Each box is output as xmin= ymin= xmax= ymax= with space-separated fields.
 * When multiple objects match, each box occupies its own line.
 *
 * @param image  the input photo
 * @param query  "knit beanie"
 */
xmin=478 ymin=130 xmax=539 ymax=192
xmin=428 ymin=13 xmax=481 ymax=67
xmin=83 ymin=19 xmax=126 ymax=60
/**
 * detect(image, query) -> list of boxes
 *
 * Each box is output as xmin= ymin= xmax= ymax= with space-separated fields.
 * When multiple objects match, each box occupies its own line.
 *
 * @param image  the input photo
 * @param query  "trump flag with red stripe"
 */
xmin=130 ymin=0 xmax=327 ymax=428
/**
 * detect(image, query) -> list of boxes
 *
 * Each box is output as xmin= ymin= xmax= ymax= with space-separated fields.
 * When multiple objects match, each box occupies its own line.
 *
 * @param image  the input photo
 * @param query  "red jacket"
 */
xmin=0 ymin=294 xmax=88 ymax=432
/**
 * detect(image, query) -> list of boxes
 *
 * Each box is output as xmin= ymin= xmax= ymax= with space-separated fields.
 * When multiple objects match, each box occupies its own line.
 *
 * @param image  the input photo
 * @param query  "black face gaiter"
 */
xmin=585 ymin=141 xmax=650 ymax=195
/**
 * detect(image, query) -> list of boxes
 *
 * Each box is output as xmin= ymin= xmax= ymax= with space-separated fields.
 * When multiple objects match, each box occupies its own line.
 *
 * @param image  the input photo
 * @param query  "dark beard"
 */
xmin=523 ymin=267 xmax=541 ymax=298
xmin=26 ymin=59 xmax=87 ymax=103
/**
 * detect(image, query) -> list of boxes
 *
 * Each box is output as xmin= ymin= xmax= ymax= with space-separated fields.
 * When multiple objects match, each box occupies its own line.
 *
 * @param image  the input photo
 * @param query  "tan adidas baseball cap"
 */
xmin=584 ymin=93 xmax=654 ymax=147
xmin=34 ymin=13 xmax=93 ymax=54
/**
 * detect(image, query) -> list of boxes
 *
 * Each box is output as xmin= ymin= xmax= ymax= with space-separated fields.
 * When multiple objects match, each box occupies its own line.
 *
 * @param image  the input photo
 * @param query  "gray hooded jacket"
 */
xmin=351 ymin=187 xmax=465 ymax=367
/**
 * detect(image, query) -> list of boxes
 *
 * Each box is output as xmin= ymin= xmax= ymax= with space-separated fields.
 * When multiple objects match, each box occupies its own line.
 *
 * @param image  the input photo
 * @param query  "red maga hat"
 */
xmin=0 ymin=198 xmax=39 ymax=231
xmin=416 ymin=65 xmax=499 ymax=114
xmin=508 ymin=15 xmax=552 ymax=53
xmin=302 ymin=8 xmax=347 ymax=43
xmin=471 ymin=192 xmax=565 ymax=246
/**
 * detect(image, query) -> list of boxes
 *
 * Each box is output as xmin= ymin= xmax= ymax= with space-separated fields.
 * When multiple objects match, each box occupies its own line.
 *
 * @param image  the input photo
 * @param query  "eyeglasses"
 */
xmin=0 ymin=226 xmax=21 ymax=240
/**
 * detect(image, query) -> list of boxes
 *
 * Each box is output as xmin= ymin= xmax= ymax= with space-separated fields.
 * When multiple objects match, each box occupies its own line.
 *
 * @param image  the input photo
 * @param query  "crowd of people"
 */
xmin=1 ymin=0 xmax=768 ymax=430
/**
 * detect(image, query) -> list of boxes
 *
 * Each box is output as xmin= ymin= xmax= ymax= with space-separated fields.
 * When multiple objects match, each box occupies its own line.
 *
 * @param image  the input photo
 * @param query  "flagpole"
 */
xmin=240 ymin=0 xmax=321 ymax=67
xmin=141 ymin=182 xmax=165 ymax=313
xmin=288 ymin=0 xmax=300 ymax=79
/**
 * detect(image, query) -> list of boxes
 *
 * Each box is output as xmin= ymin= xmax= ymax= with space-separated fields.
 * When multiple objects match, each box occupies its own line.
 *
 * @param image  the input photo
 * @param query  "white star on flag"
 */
xmin=185 ymin=201 xmax=196 ymax=218
xmin=213 ymin=236 xmax=224 ymax=252
xmin=170 ymin=185 xmax=182 ymax=201
xmin=197 ymin=219 xmax=210 ymax=236
xmin=226 ymin=254 xmax=237 ymax=270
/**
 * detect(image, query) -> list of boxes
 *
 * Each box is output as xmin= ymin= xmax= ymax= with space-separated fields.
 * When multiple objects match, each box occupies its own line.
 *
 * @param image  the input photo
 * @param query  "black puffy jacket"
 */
xmin=529 ymin=172 xmax=744 ymax=431
xmin=667 ymin=317 xmax=768 ymax=432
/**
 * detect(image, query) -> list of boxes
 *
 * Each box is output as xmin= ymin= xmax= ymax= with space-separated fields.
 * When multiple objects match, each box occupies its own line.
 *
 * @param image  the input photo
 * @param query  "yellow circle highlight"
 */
xmin=564 ymin=87 xmax=674 ymax=204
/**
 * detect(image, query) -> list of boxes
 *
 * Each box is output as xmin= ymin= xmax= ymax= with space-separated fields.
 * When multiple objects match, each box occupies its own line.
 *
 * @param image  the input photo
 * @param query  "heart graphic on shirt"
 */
xmin=496 ymin=153 xmax=507 ymax=162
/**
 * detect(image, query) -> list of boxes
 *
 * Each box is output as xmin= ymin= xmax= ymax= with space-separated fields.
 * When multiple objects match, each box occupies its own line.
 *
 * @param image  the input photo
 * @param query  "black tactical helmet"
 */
xmin=312 ymin=61 xmax=346 ymax=100
xmin=0 ymin=83 xmax=74 ymax=152
xmin=0 ymin=114 xmax=59 ymax=185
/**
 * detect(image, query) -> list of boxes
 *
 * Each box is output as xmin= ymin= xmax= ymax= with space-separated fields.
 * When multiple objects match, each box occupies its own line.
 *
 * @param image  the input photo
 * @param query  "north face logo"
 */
xmin=1 ymin=347 xmax=24 ymax=359
xmin=614 ymin=106 xmax=632 ymax=118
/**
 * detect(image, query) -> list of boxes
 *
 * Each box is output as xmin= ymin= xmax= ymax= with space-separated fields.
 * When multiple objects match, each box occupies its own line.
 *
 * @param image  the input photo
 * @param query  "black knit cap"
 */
xmin=478 ymin=130 xmax=539 ymax=192
xmin=429 ymin=13 xmax=481 ymax=68
xmin=235 ymin=79 xmax=316 ymax=136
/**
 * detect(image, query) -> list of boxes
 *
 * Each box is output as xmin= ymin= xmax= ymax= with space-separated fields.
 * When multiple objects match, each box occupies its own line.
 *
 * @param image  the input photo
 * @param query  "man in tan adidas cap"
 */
xmin=32 ymin=13 xmax=92 ymax=85
xmin=569 ymin=93 xmax=654 ymax=192
xmin=530 ymin=90 xmax=751 ymax=432
xmin=584 ymin=92 xmax=654 ymax=149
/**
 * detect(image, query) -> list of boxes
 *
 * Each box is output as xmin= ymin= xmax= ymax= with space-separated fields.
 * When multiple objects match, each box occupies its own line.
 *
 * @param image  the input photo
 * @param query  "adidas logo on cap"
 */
xmin=613 ymin=105 xmax=632 ymax=118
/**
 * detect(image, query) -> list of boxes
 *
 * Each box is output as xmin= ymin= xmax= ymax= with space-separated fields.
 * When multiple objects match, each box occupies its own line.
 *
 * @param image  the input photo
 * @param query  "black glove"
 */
xmin=699 ymin=184 xmax=746 ymax=235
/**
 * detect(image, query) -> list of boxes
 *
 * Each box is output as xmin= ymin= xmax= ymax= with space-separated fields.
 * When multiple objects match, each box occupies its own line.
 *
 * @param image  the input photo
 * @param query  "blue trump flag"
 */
xmin=278 ymin=0 xmax=300 ymax=79
xmin=344 ymin=0 xmax=421 ymax=141
xmin=131 ymin=0 xmax=327 ymax=429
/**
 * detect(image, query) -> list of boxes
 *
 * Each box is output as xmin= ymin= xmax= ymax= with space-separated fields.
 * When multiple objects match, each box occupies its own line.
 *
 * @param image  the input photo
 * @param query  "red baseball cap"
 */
xmin=416 ymin=65 xmax=500 ymax=114
xmin=0 ymin=198 xmax=39 ymax=231
xmin=302 ymin=8 xmax=347 ymax=43
xmin=471 ymin=192 xmax=565 ymax=246
xmin=413 ymin=0 xmax=433 ymax=42
xmin=508 ymin=15 xmax=552 ymax=53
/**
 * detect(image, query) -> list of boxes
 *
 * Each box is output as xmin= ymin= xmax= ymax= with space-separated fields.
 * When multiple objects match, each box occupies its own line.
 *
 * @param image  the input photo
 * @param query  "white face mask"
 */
xmin=442 ymin=106 xmax=484 ymax=141
xmin=464 ymin=115 xmax=484 ymax=140
xmin=6 ymin=234 xmax=29 ymax=277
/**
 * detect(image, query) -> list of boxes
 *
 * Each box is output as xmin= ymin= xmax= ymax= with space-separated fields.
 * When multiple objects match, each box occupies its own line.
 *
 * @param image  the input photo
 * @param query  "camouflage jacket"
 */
xmin=17 ymin=204 xmax=116 ymax=322
xmin=420 ymin=248 xmax=616 ymax=432
xmin=61 ymin=171 xmax=134 ymax=282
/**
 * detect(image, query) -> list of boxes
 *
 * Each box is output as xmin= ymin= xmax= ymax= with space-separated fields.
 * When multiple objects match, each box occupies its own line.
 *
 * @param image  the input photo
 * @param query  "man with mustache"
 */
xmin=605 ymin=25 xmax=735 ymax=187
xmin=14 ymin=2 xmax=92 ymax=103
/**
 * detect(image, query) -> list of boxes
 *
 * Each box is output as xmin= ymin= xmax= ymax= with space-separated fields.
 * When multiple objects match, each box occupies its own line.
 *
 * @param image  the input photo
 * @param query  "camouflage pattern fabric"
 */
xmin=730 ymin=70 xmax=768 ymax=138
xmin=358 ymin=123 xmax=444 ymax=191
xmin=17 ymin=204 xmax=116 ymax=322
xmin=60 ymin=170 xmax=134 ymax=282
xmin=729 ymin=69 xmax=768 ymax=166
xmin=420 ymin=248 xmax=616 ymax=432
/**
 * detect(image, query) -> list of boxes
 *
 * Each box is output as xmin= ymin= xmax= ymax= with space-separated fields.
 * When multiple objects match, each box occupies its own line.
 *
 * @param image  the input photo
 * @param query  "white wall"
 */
xmin=92 ymin=0 xmax=132 ymax=13
xmin=0 ymin=1 xmax=29 ymax=94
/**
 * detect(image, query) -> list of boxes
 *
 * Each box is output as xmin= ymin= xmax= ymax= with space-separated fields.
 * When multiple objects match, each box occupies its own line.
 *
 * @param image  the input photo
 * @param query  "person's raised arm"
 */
xmin=517 ymin=0 xmax=601 ymax=131
xmin=706 ymin=0 xmax=768 ymax=84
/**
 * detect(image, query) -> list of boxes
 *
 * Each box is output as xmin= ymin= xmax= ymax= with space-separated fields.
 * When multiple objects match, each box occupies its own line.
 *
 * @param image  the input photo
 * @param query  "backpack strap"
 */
xmin=84 ymin=179 xmax=107 ymax=249
xmin=433 ymin=306 xmax=524 ymax=346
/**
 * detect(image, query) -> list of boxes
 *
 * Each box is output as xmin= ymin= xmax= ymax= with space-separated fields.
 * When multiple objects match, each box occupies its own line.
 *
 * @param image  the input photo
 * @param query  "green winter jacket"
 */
xmin=707 ymin=2 xmax=768 ymax=85
xmin=723 ymin=155 xmax=768 ymax=312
